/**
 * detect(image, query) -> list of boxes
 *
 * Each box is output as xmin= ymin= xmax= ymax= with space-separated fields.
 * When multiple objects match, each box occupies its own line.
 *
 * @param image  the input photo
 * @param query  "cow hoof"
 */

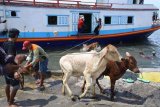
xmin=78 ymin=96 xmax=81 ymax=100
xmin=101 ymin=90 xmax=105 ymax=94
xmin=110 ymin=97 xmax=114 ymax=101
xmin=62 ymin=92 xmax=65 ymax=96
xmin=81 ymin=89 xmax=84 ymax=93
xmin=91 ymin=96 xmax=97 ymax=99
xmin=71 ymin=95 xmax=76 ymax=101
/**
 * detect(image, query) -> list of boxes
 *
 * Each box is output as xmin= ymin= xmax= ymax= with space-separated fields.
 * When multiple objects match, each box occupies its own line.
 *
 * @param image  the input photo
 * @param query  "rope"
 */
xmin=21 ymin=36 xmax=98 ymax=57
xmin=59 ymin=36 xmax=97 ymax=55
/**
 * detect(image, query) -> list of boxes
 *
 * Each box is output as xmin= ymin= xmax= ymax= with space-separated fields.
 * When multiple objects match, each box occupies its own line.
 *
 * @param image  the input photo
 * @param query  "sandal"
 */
xmin=137 ymin=78 xmax=150 ymax=83
xmin=122 ymin=78 xmax=134 ymax=83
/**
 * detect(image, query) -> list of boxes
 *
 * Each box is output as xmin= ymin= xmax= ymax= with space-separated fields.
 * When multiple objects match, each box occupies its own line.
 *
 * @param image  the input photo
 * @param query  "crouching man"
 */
xmin=22 ymin=41 xmax=48 ymax=90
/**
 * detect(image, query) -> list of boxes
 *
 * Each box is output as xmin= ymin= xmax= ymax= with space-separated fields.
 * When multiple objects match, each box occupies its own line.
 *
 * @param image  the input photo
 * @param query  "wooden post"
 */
xmin=7 ymin=0 xmax=10 ymax=4
xmin=57 ymin=0 xmax=59 ymax=7
xmin=33 ymin=0 xmax=35 ymax=6
xmin=95 ymin=2 xmax=97 ymax=9
xmin=3 ymin=0 xmax=5 ymax=5
xmin=77 ymin=1 xmax=80 ymax=8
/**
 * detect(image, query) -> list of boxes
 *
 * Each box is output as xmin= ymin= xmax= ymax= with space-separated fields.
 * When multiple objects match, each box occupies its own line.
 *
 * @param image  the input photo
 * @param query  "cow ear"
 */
xmin=126 ymin=52 xmax=131 ymax=56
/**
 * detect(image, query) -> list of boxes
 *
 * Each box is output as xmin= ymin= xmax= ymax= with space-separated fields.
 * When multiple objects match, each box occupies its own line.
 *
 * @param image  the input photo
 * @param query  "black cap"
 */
xmin=8 ymin=28 xmax=20 ymax=38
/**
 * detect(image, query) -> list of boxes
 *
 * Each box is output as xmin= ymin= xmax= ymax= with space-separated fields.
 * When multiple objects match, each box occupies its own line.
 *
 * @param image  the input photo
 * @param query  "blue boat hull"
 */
xmin=16 ymin=30 xmax=154 ymax=50
xmin=0 ymin=26 xmax=159 ymax=50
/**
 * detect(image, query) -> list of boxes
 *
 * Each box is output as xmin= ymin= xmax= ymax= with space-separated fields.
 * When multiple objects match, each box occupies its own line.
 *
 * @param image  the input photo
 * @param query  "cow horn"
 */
xmin=126 ymin=52 xmax=131 ymax=56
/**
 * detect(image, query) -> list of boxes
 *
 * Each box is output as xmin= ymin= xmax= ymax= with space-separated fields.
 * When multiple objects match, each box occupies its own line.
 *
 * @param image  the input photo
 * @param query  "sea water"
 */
xmin=0 ymin=30 xmax=160 ymax=88
xmin=46 ymin=30 xmax=160 ymax=70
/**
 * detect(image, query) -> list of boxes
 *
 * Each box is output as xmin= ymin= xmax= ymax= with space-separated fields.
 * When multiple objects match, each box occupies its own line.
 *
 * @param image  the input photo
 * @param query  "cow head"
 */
xmin=104 ymin=44 xmax=122 ymax=62
xmin=125 ymin=52 xmax=140 ymax=73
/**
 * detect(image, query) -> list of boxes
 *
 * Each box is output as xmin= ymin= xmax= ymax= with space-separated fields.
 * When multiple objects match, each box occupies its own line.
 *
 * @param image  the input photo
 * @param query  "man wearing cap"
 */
xmin=22 ymin=41 xmax=48 ymax=89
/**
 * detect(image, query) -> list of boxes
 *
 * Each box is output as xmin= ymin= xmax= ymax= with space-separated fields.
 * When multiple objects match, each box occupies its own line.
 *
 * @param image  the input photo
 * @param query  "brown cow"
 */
xmin=14 ymin=54 xmax=27 ymax=89
xmin=82 ymin=52 xmax=140 ymax=101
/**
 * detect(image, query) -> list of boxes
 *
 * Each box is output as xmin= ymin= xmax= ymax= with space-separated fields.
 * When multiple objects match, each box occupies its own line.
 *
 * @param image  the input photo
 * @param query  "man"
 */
xmin=22 ymin=41 xmax=48 ymax=89
xmin=78 ymin=15 xmax=84 ymax=35
xmin=3 ymin=28 xmax=20 ymax=56
xmin=0 ymin=47 xmax=23 ymax=107
xmin=0 ymin=19 xmax=7 ymax=35
xmin=94 ymin=18 xmax=102 ymax=35
xmin=2 ymin=28 xmax=21 ymax=106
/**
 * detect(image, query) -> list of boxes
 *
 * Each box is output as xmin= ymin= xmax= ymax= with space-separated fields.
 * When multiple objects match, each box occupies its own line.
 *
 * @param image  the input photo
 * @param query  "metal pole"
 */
xmin=2 ymin=0 xmax=7 ymax=30
xmin=3 ymin=0 xmax=5 ymax=5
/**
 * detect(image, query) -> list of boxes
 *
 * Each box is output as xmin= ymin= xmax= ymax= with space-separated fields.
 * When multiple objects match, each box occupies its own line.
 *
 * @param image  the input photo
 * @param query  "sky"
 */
xmin=144 ymin=0 xmax=160 ymax=10
xmin=145 ymin=0 xmax=160 ymax=16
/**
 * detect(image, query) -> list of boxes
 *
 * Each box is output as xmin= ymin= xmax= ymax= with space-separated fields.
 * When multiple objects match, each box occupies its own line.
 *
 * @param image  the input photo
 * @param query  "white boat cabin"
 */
xmin=0 ymin=0 xmax=159 ymax=38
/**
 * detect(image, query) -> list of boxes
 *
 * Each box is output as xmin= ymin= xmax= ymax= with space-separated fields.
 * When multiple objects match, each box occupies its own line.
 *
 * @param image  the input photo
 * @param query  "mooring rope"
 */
xmin=21 ymin=36 xmax=98 ymax=57
xmin=59 ymin=36 xmax=97 ymax=55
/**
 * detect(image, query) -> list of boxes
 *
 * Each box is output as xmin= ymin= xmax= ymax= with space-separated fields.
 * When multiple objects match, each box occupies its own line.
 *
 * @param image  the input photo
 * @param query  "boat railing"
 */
xmin=1 ymin=0 xmax=112 ymax=9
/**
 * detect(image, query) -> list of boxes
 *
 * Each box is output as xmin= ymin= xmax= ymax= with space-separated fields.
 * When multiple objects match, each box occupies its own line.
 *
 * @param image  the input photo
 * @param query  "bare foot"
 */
xmin=8 ymin=102 xmax=18 ymax=107
xmin=35 ymin=79 xmax=40 ymax=84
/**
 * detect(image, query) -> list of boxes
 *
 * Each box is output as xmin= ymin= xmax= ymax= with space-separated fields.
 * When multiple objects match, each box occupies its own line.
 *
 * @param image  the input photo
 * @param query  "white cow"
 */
xmin=59 ymin=44 xmax=122 ymax=100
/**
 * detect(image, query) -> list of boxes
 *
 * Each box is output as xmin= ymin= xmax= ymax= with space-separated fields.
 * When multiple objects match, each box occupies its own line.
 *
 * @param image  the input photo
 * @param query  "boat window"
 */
xmin=133 ymin=0 xmax=136 ymax=4
xmin=47 ymin=15 xmax=69 ymax=26
xmin=11 ymin=11 xmax=16 ymax=17
xmin=0 ymin=11 xmax=3 ymax=17
xmin=128 ymin=16 xmax=133 ymax=24
xmin=48 ymin=16 xmax=57 ymax=25
xmin=127 ymin=0 xmax=133 ymax=4
xmin=5 ymin=10 xmax=19 ymax=18
xmin=120 ymin=16 xmax=127 ymax=24
xmin=104 ymin=16 xmax=133 ymax=25
xmin=111 ymin=16 xmax=119 ymax=24
xmin=105 ymin=16 xmax=111 ymax=24
xmin=139 ymin=0 xmax=144 ymax=4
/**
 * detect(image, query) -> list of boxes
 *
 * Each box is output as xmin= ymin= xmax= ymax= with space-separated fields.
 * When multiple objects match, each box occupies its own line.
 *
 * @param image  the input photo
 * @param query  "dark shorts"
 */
xmin=0 ymin=65 xmax=4 ymax=76
xmin=33 ymin=63 xmax=39 ymax=71
xmin=39 ymin=58 xmax=48 ymax=73
xmin=4 ymin=74 xmax=20 ymax=87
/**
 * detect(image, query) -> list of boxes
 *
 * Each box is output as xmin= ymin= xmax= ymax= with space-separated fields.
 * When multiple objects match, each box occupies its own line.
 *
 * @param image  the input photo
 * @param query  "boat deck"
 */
xmin=1 ymin=0 xmax=112 ymax=9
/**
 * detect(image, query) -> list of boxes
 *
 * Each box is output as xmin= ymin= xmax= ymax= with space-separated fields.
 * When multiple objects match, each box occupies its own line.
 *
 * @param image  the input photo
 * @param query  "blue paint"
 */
xmin=19 ymin=31 xmax=154 ymax=49
xmin=19 ymin=32 xmax=54 ymax=38
xmin=0 ymin=30 xmax=155 ymax=50
xmin=0 ymin=26 xmax=152 ymax=38
xmin=16 ymin=27 xmax=151 ymax=38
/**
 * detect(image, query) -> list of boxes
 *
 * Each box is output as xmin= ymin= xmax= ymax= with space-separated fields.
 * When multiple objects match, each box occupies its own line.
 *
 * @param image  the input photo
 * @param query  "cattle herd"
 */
xmin=59 ymin=43 xmax=140 ymax=101
xmin=15 ymin=43 xmax=140 ymax=101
